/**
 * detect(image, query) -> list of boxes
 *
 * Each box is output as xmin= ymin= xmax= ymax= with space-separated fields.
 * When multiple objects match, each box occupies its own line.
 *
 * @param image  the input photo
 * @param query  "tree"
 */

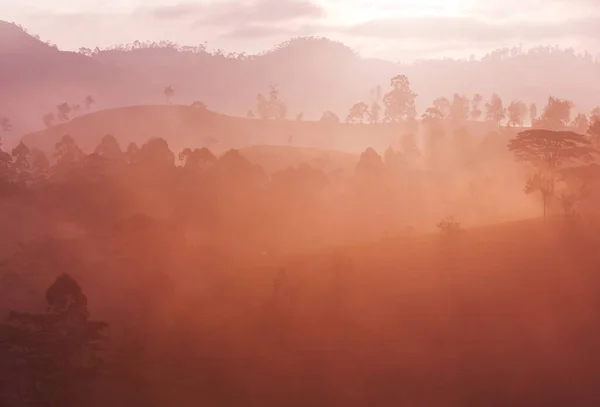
xmin=540 ymin=96 xmax=573 ymax=128
xmin=191 ymin=101 xmax=206 ymax=109
xmin=125 ymin=142 xmax=139 ymax=164
xmin=30 ymin=148 xmax=50 ymax=179
xmin=346 ymin=102 xmax=369 ymax=123
xmin=256 ymin=83 xmax=287 ymax=120
xmin=94 ymin=134 xmax=123 ymax=160
xmin=530 ymin=103 xmax=538 ymax=126
xmin=449 ymin=94 xmax=470 ymax=121
xmin=57 ymin=103 xmax=71 ymax=121
xmin=506 ymin=101 xmax=528 ymax=127
xmin=369 ymin=85 xmax=382 ymax=123
xmin=0 ymin=114 xmax=11 ymax=140
xmin=524 ymin=171 xmax=555 ymax=222
xmin=470 ymin=94 xmax=483 ymax=121
xmin=83 ymin=95 xmax=95 ymax=111
xmin=43 ymin=112 xmax=55 ymax=128
xmin=0 ymin=274 xmax=108 ymax=407
xmin=179 ymin=147 xmax=216 ymax=168
xmin=11 ymin=142 xmax=31 ymax=183
xmin=508 ymin=129 xmax=597 ymax=221
xmin=137 ymin=138 xmax=175 ymax=167
xmin=421 ymin=107 xmax=443 ymax=120
xmin=247 ymin=110 xmax=255 ymax=119
xmin=432 ymin=97 xmax=451 ymax=118
xmin=590 ymin=106 xmax=600 ymax=122
xmin=383 ymin=74 xmax=417 ymax=122
xmin=164 ymin=85 xmax=175 ymax=104
xmin=485 ymin=93 xmax=505 ymax=125
xmin=588 ymin=118 xmax=600 ymax=147
xmin=55 ymin=135 xmax=84 ymax=168
xmin=320 ymin=111 xmax=339 ymax=123
xmin=571 ymin=113 xmax=589 ymax=134
xmin=355 ymin=147 xmax=384 ymax=179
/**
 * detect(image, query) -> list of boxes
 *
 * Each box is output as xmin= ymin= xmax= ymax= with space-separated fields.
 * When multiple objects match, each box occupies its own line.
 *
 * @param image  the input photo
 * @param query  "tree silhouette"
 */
xmin=421 ymin=107 xmax=443 ymax=120
xmin=30 ymin=148 xmax=50 ymax=179
xmin=540 ymin=96 xmax=573 ymax=128
xmin=138 ymin=138 xmax=175 ymax=167
xmin=506 ymin=101 xmax=527 ymax=127
xmin=256 ymin=83 xmax=287 ymax=120
xmin=590 ymin=106 xmax=600 ymax=122
xmin=83 ymin=95 xmax=95 ymax=111
xmin=55 ymin=135 xmax=84 ymax=168
xmin=94 ymin=134 xmax=123 ymax=160
xmin=11 ymin=142 xmax=31 ymax=183
xmin=0 ymin=274 xmax=108 ymax=407
xmin=470 ymin=94 xmax=483 ymax=120
xmin=369 ymin=85 xmax=382 ymax=123
xmin=588 ymin=118 xmax=600 ymax=147
xmin=125 ymin=142 xmax=139 ymax=164
xmin=320 ymin=111 xmax=339 ymax=123
xmin=164 ymin=86 xmax=175 ymax=104
xmin=57 ymin=103 xmax=71 ymax=121
xmin=508 ymin=129 xmax=597 ymax=221
xmin=571 ymin=113 xmax=589 ymax=134
xmin=191 ymin=101 xmax=206 ymax=109
xmin=0 ymin=114 xmax=12 ymax=140
xmin=42 ymin=112 xmax=55 ymax=128
xmin=485 ymin=93 xmax=505 ymax=126
xmin=449 ymin=94 xmax=470 ymax=121
xmin=529 ymin=103 xmax=538 ymax=126
xmin=346 ymin=102 xmax=369 ymax=123
xmin=179 ymin=147 xmax=216 ymax=168
xmin=432 ymin=97 xmax=451 ymax=118
xmin=383 ymin=75 xmax=417 ymax=123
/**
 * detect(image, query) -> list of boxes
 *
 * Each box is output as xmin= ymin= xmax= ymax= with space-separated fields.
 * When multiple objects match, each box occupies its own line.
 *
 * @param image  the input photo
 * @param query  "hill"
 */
xmin=3 ymin=20 xmax=600 ymax=140
xmin=3 ymin=212 xmax=600 ymax=405
xmin=20 ymin=105 xmax=429 ymax=156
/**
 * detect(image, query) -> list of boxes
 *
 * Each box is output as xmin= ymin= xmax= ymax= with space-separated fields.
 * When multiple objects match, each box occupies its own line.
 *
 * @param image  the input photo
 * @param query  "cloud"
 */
xmin=151 ymin=4 xmax=204 ymax=20
xmin=342 ymin=15 xmax=600 ymax=44
xmin=221 ymin=23 xmax=318 ymax=39
xmin=150 ymin=0 xmax=325 ymax=24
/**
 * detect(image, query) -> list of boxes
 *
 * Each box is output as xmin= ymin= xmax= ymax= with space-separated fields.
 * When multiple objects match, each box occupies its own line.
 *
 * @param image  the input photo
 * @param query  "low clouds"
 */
xmin=151 ymin=0 xmax=325 ymax=24
xmin=6 ymin=0 xmax=600 ymax=60
xmin=343 ymin=15 xmax=600 ymax=44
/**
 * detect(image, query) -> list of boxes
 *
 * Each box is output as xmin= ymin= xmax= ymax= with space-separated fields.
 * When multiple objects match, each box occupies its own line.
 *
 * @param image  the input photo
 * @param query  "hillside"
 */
xmin=3 ymin=20 xmax=600 ymax=140
xmin=4 ymin=212 xmax=600 ymax=405
xmin=21 ymin=105 xmax=437 ymax=156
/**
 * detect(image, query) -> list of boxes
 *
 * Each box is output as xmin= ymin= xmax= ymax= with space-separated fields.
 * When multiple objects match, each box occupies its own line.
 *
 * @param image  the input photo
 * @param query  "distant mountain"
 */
xmin=2 ymin=20 xmax=600 ymax=141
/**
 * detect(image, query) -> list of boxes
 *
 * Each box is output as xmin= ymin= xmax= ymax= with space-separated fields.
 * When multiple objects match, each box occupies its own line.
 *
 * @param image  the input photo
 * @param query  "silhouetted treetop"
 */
xmin=508 ymin=129 xmax=597 ymax=171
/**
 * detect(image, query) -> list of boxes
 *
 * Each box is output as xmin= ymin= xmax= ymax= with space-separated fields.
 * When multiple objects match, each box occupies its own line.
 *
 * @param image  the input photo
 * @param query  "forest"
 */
xmin=2 ymin=70 xmax=600 ymax=405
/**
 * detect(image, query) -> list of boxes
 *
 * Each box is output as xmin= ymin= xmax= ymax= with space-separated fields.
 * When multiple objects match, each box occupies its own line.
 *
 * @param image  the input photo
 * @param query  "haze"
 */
xmin=2 ymin=2 xmax=600 ymax=406
xmin=3 ymin=0 xmax=600 ymax=59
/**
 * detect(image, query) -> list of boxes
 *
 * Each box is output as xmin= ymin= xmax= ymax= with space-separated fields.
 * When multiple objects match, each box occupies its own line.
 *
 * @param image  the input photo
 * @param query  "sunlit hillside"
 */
xmin=21 ymin=105 xmax=501 ymax=156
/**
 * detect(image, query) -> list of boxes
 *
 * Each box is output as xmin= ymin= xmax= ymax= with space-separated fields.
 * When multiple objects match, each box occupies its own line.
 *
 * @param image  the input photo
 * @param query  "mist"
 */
xmin=2 ymin=11 xmax=600 ymax=407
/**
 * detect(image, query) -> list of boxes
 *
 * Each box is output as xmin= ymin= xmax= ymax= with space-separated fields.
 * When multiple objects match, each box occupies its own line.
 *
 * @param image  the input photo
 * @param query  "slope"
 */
xmin=20 ymin=105 xmax=419 ymax=156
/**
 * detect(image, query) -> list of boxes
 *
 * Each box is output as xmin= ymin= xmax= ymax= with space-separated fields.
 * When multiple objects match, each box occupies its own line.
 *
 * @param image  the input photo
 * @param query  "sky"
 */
xmin=1 ymin=0 xmax=600 ymax=61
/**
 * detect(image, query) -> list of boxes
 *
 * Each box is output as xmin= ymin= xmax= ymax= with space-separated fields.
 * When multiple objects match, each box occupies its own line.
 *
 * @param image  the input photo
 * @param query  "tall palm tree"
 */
xmin=0 ymin=114 xmax=11 ymax=142
xmin=83 ymin=95 xmax=95 ymax=111
xmin=164 ymin=86 xmax=175 ymax=104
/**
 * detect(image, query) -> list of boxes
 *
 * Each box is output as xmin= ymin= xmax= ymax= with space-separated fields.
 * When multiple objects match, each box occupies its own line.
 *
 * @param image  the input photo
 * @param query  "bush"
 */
xmin=437 ymin=216 xmax=461 ymax=234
